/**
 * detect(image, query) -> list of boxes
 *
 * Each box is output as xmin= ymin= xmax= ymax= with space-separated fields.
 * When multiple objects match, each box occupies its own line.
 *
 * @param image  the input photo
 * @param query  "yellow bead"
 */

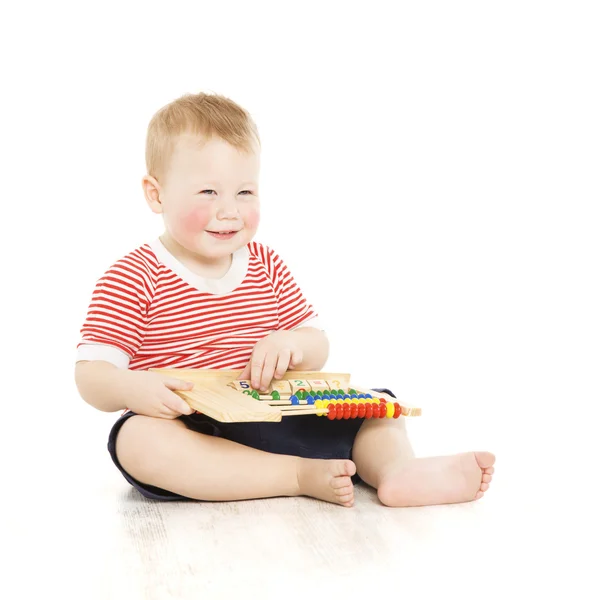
xmin=315 ymin=399 xmax=322 ymax=416
xmin=351 ymin=399 xmax=359 ymax=405
xmin=386 ymin=402 xmax=394 ymax=418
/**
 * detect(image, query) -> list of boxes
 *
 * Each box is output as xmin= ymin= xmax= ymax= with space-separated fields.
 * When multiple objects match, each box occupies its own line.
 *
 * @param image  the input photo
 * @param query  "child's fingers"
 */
xmin=163 ymin=393 xmax=194 ymax=416
xmin=290 ymin=349 xmax=303 ymax=367
xmin=162 ymin=377 xmax=194 ymax=391
xmin=274 ymin=349 xmax=291 ymax=380
xmin=250 ymin=350 xmax=267 ymax=389
xmin=258 ymin=351 xmax=279 ymax=391
xmin=238 ymin=363 xmax=251 ymax=381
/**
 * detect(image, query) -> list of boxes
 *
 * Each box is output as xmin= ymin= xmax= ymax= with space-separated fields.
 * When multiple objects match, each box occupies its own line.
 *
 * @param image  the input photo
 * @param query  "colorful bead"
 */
xmin=393 ymin=403 xmax=402 ymax=418
xmin=348 ymin=388 xmax=357 ymax=395
xmin=327 ymin=405 xmax=336 ymax=420
xmin=306 ymin=395 xmax=315 ymax=405
xmin=386 ymin=403 xmax=395 ymax=418
xmin=365 ymin=404 xmax=373 ymax=419
xmin=335 ymin=404 xmax=344 ymax=420
xmin=372 ymin=404 xmax=380 ymax=418
xmin=251 ymin=390 xmax=260 ymax=399
xmin=350 ymin=404 xmax=358 ymax=418
xmin=290 ymin=394 xmax=299 ymax=405
xmin=271 ymin=391 xmax=280 ymax=400
xmin=358 ymin=403 xmax=366 ymax=418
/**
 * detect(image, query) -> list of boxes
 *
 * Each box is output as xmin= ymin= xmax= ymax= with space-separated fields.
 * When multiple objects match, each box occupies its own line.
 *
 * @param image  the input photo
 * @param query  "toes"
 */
xmin=474 ymin=451 xmax=495 ymax=470
xmin=331 ymin=476 xmax=352 ymax=490
xmin=335 ymin=484 xmax=353 ymax=497
xmin=484 ymin=466 xmax=495 ymax=475
xmin=482 ymin=474 xmax=492 ymax=483
xmin=474 ymin=491 xmax=484 ymax=500
xmin=338 ymin=492 xmax=354 ymax=504
xmin=343 ymin=460 xmax=357 ymax=477
xmin=480 ymin=482 xmax=490 ymax=492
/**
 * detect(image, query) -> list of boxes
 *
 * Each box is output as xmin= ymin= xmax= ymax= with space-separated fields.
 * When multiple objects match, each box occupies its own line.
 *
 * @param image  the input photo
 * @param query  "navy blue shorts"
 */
xmin=107 ymin=387 xmax=396 ymax=501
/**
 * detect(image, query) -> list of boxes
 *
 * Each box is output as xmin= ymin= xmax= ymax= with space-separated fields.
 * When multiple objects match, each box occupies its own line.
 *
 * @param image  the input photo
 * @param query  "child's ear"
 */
xmin=141 ymin=175 xmax=164 ymax=214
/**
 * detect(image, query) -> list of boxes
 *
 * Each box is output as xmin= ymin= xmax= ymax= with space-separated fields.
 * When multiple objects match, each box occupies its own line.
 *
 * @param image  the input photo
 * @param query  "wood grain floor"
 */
xmin=5 ymin=399 xmax=594 ymax=600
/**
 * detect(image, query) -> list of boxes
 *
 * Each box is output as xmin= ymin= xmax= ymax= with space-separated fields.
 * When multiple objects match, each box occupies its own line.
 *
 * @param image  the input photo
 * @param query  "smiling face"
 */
xmin=143 ymin=133 xmax=260 ymax=272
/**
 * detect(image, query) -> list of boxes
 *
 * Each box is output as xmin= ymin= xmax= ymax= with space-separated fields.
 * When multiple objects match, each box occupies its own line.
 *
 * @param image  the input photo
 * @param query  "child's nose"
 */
xmin=216 ymin=196 xmax=239 ymax=218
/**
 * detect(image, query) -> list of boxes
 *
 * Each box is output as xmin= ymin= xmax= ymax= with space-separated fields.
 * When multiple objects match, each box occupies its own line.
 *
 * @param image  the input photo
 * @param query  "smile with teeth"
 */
xmin=207 ymin=230 xmax=239 ymax=238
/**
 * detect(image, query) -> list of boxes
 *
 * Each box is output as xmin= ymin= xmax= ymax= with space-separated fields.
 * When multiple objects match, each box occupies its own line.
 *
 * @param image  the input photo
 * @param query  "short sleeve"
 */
xmin=77 ymin=254 xmax=154 ymax=361
xmin=262 ymin=245 xmax=320 ymax=331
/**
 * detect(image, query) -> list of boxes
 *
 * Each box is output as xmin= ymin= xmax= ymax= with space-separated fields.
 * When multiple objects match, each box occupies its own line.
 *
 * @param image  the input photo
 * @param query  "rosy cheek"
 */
xmin=177 ymin=207 xmax=211 ymax=239
xmin=244 ymin=207 xmax=260 ymax=231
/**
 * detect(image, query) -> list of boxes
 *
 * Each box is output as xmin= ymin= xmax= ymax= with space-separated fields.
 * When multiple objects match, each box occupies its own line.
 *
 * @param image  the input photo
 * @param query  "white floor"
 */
xmin=5 ymin=389 xmax=597 ymax=600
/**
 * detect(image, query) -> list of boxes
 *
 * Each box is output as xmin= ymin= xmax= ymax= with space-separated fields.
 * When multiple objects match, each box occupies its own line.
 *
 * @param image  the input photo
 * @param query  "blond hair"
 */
xmin=145 ymin=92 xmax=261 ymax=183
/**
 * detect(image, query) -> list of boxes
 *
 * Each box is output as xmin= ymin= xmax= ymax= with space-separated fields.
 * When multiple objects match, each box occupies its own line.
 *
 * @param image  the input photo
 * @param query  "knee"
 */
xmin=115 ymin=415 xmax=184 ymax=481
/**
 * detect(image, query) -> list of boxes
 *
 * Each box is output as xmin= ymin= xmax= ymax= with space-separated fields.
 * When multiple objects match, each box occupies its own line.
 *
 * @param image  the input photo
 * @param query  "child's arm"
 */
xmin=75 ymin=360 xmax=132 ymax=412
xmin=75 ymin=360 xmax=194 ymax=417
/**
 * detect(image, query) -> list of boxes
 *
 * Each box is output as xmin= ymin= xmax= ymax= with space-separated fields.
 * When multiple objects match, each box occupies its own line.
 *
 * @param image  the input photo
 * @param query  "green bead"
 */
xmin=271 ymin=391 xmax=280 ymax=399
xmin=349 ymin=388 xmax=357 ymax=395
xmin=315 ymin=390 xmax=323 ymax=396
xmin=251 ymin=390 xmax=260 ymax=399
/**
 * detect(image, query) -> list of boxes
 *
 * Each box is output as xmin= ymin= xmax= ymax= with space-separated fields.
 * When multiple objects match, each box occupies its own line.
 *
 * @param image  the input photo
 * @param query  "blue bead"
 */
xmin=322 ymin=394 xmax=331 ymax=400
xmin=365 ymin=393 xmax=373 ymax=399
xmin=306 ymin=395 xmax=315 ymax=404
xmin=350 ymin=394 xmax=358 ymax=399
xmin=290 ymin=395 xmax=299 ymax=405
xmin=336 ymin=394 xmax=344 ymax=399
xmin=343 ymin=394 xmax=350 ymax=400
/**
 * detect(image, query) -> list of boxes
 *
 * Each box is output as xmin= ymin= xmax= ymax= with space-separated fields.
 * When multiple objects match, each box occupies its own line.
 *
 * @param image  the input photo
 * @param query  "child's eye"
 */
xmin=200 ymin=190 xmax=216 ymax=195
xmin=239 ymin=190 xmax=253 ymax=195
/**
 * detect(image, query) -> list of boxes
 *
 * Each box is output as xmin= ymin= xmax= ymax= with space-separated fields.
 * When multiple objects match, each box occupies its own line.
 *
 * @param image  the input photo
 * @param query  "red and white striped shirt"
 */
xmin=76 ymin=238 xmax=322 ymax=371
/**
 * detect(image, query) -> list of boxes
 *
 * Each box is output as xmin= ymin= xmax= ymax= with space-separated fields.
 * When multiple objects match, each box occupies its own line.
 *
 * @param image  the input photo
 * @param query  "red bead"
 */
xmin=393 ymin=403 xmax=402 ymax=418
xmin=365 ymin=404 xmax=373 ymax=419
xmin=372 ymin=404 xmax=380 ymax=418
xmin=343 ymin=408 xmax=351 ymax=420
xmin=379 ymin=397 xmax=387 ymax=403
xmin=379 ymin=403 xmax=386 ymax=418
xmin=350 ymin=404 xmax=358 ymax=418
xmin=327 ymin=405 xmax=336 ymax=420
xmin=357 ymin=403 xmax=365 ymax=418
xmin=336 ymin=404 xmax=344 ymax=420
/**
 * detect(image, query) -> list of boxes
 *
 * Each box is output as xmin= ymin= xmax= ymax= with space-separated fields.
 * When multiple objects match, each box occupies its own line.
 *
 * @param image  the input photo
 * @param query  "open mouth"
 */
xmin=206 ymin=230 xmax=239 ymax=239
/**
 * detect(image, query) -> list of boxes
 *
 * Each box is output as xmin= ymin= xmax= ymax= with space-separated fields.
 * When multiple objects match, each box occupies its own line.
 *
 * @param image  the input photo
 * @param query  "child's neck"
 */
xmin=159 ymin=234 xmax=232 ymax=280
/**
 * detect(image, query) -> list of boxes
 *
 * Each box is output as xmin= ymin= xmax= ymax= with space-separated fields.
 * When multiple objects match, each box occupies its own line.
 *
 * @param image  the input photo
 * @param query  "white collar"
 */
xmin=149 ymin=237 xmax=249 ymax=295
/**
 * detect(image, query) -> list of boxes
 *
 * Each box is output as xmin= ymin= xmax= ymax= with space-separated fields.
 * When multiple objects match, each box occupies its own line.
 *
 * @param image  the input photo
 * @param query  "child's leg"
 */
xmin=351 ymin=417 xmax=495 ymax=507
xmin=115 ymin=415 xmax=356 ymax=506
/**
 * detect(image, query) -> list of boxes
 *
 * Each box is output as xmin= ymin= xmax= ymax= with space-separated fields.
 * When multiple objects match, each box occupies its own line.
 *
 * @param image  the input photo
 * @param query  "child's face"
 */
xmin=150 ymin=134 xmax=260 ymax=262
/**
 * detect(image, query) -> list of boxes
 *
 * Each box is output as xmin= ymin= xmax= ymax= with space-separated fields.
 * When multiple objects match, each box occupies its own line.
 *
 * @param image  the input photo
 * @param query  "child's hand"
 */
xmin=239 ymin=331 xmax=303 ymax=392
xmin=122 ymin=370 xmax=195 ymax=419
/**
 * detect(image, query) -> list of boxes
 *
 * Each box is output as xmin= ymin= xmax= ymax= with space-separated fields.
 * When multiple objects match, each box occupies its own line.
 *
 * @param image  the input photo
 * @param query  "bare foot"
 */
xmin=296 ymin=458 xmax=357 ymax=507
xmin=376 ymin=451 xmax=496 ymax=507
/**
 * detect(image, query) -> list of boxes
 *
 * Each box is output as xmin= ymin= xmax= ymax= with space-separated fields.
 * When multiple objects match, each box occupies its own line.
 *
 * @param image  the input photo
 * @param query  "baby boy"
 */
xmin=75 ymin=92 xmax=495 ymax=507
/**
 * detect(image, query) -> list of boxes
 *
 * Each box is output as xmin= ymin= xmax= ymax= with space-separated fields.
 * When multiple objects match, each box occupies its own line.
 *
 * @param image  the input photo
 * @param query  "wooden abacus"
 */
xmin=150 ymin=369 xmax=422 ymax=423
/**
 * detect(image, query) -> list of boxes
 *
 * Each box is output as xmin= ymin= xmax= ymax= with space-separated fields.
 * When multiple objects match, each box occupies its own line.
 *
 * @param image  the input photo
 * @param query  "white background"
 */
xmin=1 ymin=1 xmax=599 ymax=598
